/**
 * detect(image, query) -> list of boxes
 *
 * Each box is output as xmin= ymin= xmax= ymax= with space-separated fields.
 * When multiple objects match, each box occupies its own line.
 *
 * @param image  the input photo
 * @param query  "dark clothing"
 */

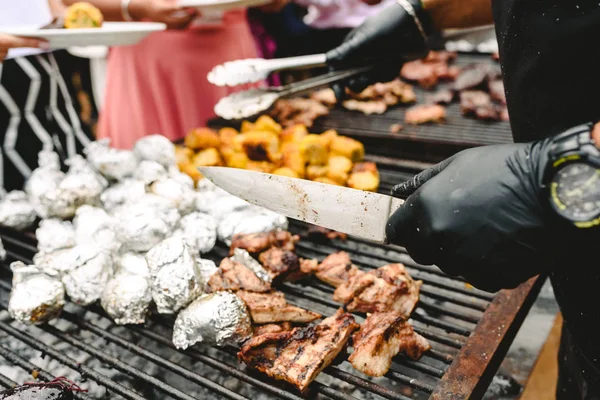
xmin=492 ymin=2 xmax=600 ymax=398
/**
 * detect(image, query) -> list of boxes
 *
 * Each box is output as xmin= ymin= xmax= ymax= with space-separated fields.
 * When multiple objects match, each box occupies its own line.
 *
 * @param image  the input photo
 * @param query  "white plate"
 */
xmin=2 ymin=22 xmax=166 ymax=49
xmin=179 ymin=0 xmax=271 ymax=12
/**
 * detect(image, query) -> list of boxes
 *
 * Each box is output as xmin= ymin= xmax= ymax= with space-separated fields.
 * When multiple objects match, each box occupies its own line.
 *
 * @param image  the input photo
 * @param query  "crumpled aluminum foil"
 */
xmin=172 ymin=291 xmax=252 ymax=349
xmin=0 ymin=238 xmax=6 ymax=261
xmin=230 ymin=248 xmax=272 ymax=283
xmin=217 ymin=208 xmax=288 ymax=245
xmin=195 ymin=189 xmax=250 ymax=221
xmin=113 ymin=194 xmax=180 ymax=252
xmin=133 ymin=160 xmax=168 ymax=185
xmin=174 ymin=212 xmax=218 ymax=254
xmin=196 ymin=178 xmax=218 ymax=192
xmin=0 ymin=191 xmax=37 ymax=231
xmin=133 ymin=135 xmax=176 ymax=168
xmin=8 ymin=261 xmax=65 ymax=325
xmin=101 ymin=253 xmax=151 ymax=325
xmin=149 ymin=178 xmax=196 ymax=215
xmin=100 ymin=179 xmax=146 ymax=212
xmin=24 ymin=150 xmax=65 ymax=219
xmin=73 ymin=205 xmax=120 ymax=253
xmin=168 ymin=166 xmax=195 ymax=189
xmin=61 ymin=244 xmax=114 ymax=306
xmin=36 ymin=219 xmax=76 ymax=254
xmin=146 ymin=236 xmax=203 ymax=314
xmin=84 ymin=138 xmax=139 ymax=181
xmin=196 ymin=258 xmax=217 ymax=292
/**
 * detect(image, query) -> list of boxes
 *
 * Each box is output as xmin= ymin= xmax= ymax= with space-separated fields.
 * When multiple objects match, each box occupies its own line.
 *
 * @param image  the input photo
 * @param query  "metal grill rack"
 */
xmin=0 ymin=158 xmax=543 ymax=400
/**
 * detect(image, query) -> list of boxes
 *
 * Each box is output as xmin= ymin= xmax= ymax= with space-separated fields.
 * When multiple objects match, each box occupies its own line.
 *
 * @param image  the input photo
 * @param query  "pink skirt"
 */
xmin=98 ymin=10 xmax=259 ymax=149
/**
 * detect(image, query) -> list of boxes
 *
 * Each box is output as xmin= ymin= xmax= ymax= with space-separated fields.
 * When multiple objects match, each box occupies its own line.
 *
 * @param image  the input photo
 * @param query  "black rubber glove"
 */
xmin=325 ymin=0 xmax=433 ymax=101
xmin=385 ymin=140 xmax=560 ymax=293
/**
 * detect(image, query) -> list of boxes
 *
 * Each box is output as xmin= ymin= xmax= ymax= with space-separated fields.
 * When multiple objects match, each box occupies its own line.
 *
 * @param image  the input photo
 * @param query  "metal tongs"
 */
xmin=209 ymin=53 xmax=370 ymax=120
xmin=213 ymin=67 xmax=369 ymax=120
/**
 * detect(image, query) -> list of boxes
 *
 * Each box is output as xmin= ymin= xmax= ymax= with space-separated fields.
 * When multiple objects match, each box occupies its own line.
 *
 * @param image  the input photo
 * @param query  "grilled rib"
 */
xmin=259 ymin=247 xmax=300 ymax=280
xmin=349 ymin=311 xmax=431 ymax=377
xmin=333 ymin=263 xmax=422 ymax=317
xmin=208 ymin=258 xmax=271 ymax=293
xmin=315 ymin=251 xmax=361 ymax=288
xmin=236 ymin=290 xmax=321 ymax=324
xmin=238 ymin=309 xmax=359 ymax=392
xmin=229 ymin=231 xmax=299 ymax=255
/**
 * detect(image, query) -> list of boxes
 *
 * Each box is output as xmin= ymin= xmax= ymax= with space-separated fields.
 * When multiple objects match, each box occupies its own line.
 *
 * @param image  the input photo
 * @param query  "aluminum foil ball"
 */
xmin=195 ymin=189 xmax=250 ymax=221
xmin=168 ymin=166 xmax=195 ymax=189
xmin=0 ymin=238 xmax=6 ymax=261
xmin=100 ymin=179 xmax=146 ymax=212
xmin=73 ymin=205 xmax=120 ymax=253
xmin=217 ymin=208 xmax=288 ymax=245
xmin=148 ymin=178 xmax=196 ymax=215
xmin=8 ymin=261 xmax=65 ymax=325
xmin=146 ymin=236 xmax=203 ymax=314
xmin=0 ymin=191 xmax=37 ymax=231
xmin=196 ymin=258 xmax=217 ymax=292
xmin=172 ymin=292 xmax=252 ymax=349
xmin=101 ymin=253 xmax=151 ymax=325
xmin=61 ymin=244 xmax=114 ymax=306
xmin=84 ymin=138 xmax=139 ymax=181
xmin=24 ymin=150 xmax=66 ymax=219
xmin=133 ymin=160 xmax=168 ymax=185
xmin=36 ymin=219 xmax=76 ymax=254
xmin=133 ymin=134 xmax=176 ymax=168
xmin=174 ymin=212 xmax=218 ymax=254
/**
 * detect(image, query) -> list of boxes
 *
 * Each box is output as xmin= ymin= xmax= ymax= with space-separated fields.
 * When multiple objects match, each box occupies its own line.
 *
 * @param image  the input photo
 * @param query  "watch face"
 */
xmin=552 ymin=162 xmax=600 ymax=222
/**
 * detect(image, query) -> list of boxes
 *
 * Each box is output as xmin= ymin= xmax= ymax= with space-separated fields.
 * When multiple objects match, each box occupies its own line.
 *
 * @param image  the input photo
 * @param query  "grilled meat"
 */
xmin=270 ymin=98 xmax=330 ymax=128
xmin=405 ymin=104 xmax=446 ymax=125
xmin=349 ymin=311 xmax=431 ymax=377
xmin=284 ymin=258 xmax=320 ymax=282
xmin=488 ymin=79 xmax=506 ymax=104
xmin=310 ymin=88 xmax=337 ymax=106
xmin=426 ymin=89 xmax=455 ymax=105
xmin=315 ymin=251 xmax=361 ymax=288
xmin=237 ymin=290 xmax=321 ymax=324
xmin=208 ymin=258 xmax=271 ymax=293
xmin=238 ymin=309 xmax=359 ymax=392
xmin=389 ymin=123 xmax=404 ymax=134
xmin=400 ymin=61 xmax=440 ymax=89
xmin=453 ymin=63 xmax=502 ymax=92
xmin=342 ymin=99 xmax=387 ymax=115
xmin=253 ymin=322 xmax=293 ymax=336
xmin=424 ymin=50 xmax=457 ymax=63
xmin=333 ymin=263 xmax=422 ymax=316
xmin=460 ymin=91 xmax=501 ymax=121
xmin=230 ymin=231 xmax=299 ymax=255
xmin=259 ymin=247 xmax=300 ymax=280
xmin=500 ymin=107 xmax=510 ymax=121
xmin=304 ymin=226 xmax=348 ymax=242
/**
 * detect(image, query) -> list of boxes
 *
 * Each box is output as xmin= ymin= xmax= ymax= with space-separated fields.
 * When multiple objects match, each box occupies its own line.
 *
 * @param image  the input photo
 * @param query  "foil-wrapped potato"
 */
xmin=133 ymin=134 xmax=176 ymax=168
xmin=0 ymin=191 xmax=37 ymax=231
xmin=84 ymin=138 xmax=138 ymax=181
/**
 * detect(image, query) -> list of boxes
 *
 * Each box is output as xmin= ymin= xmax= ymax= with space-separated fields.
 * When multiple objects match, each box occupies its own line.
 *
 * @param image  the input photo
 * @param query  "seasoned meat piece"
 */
xmin=400 ymin=61 xmax=439 ymax=89
xmin=405 ymin=104 xmax=446 ymax=125
xmin=500 ymin=107 xmax=510 ymax=121
xmin=426 ymin=90 xmax=454 ymax=105
xmin=238 ymin=309 xmax=359 ymax=392
xmin=350 ymin=79 xmax=416 ymax=104
xmin=460 ymin=91 xmax=500 ymax=121
xmin=259 ymin=247 xmax=300 ymax=280
xmin=453 ymin=64 xmax=489 ymax=91
xmin=389 ymin=123 xmax=403 ymax=134
xmin=304 ymin=226 xmax=348 ymax=242
xmin=230 ymin=231 xmax=299 ymax=255
xmin=315 ymin=251 xmax=361 ymax=287
xmin=439 ymin=65 xmax=461 ymax=81
xmin=349 ymin=311 xmax=431 ymax=376
xmin=270 ymin=98 xmax=330 ymax=128
xmin=424 ymin=50 xmax=457 ymax=63
xmin=284 ymin=258 xmax=320 ymax=282
xmin=334 ymin=263 xmax=422 ymax=316
xmin=208 ymin=258 xmax=271 ymax=293
xmin=492 ymin=52 xmax=500 ymax=61
xmin=253 ymin=322 xmax=293 ymax=336
xmin=237 ymin=290 xmax=321 ymax=324
xmin=488 ymin=79 xmax=507 ymax=104
xmin=310 ymin=88 xmax=337 ymax=106
xmin=342 ymin=99 xmax=387 ymax=115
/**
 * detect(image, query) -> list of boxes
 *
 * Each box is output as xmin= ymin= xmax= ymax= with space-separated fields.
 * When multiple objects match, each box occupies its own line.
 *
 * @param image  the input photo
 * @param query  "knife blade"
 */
xmin=198 ymin=166 xmax=405 ymax=243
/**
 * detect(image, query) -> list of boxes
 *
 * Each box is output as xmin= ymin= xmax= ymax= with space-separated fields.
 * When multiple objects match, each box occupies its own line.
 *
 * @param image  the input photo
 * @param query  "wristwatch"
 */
xmin=542 ymin=122 xmax=600 ymax=228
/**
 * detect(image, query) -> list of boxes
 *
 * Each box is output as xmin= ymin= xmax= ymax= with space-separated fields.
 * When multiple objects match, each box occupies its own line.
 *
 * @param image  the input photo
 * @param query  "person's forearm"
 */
xmin=62 ymin=0 xmax=125 ymax=21
xmin=422 ymin=0 xmax=493 ymax=30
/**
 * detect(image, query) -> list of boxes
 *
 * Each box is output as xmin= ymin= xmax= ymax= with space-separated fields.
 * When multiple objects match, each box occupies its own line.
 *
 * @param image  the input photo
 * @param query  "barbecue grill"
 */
xmin=0 ymin=155 xmax=543 ymax=400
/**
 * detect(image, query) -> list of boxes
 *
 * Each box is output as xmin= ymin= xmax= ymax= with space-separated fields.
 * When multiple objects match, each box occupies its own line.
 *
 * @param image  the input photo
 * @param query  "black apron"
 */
xmin=492 ymin=2 xmax=600 ymax=398
xmin=0 ymin=50 xmax=96 ymax=193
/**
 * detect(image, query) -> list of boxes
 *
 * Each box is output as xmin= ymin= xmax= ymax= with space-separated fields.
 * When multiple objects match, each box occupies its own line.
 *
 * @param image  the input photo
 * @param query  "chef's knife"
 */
xmin=198 ymin=166 xmax=405 ymax=243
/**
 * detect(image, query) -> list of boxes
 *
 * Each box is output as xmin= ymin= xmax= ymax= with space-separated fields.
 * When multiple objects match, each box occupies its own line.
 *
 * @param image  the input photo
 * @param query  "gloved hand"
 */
xmin=325 ymin=0 xmax=433 ymax=101
xmin=385 ymin=140 xmax=562 ymax=293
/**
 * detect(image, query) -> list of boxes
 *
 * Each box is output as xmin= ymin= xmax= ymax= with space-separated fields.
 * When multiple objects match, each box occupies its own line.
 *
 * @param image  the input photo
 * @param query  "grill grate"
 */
xmin=0 ymin=159 xmax=542 ymax=399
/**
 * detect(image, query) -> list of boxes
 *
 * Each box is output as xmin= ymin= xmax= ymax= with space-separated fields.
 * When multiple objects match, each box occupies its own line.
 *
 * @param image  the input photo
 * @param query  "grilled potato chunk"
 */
xmin=192 ymin=148 xmax=223 ymax=167
xmin=219 ymin=127 xmax=239 ymax=147
xmin=247 ymin=161 xmax=275 ymax=173
xmin=352 ymin=161 xmax=379 ymax=175
xmin=280 ymin=124 xmax=308 ymax=143
xmin=348 ymin=171 xmax=380 ymax=192
xmin=330 ymin=136 xmax=365 ymax=162
xmin=225 ymin=152 xmax=250 ymax=169
xmin=281 ymin=145 xmax=306 ymax=177
xmin=315 ymin=177 xmax=342 ymax=186
xmin=300 ymin=135 xmax=328 ymax=165
xmin=254 ymin=115 xmax=282 ymax=135
xmin=306 ymin=165 xmax=329 ymax=181
xmin=273 ymin=167 xmax=300 ymax=178
xmin=175 ymin=146 xmax=193 ymax=165
xmin=179 ymin=162 xmax=203 ymax=184
xmin=241 ymin=120 xmax=255 ymax=133
xmin=320 ymin=129 xmax=338 ymax=149
xmin=327 ymin=155 xmax=353 ymax=185
xmin=185 ymin=127 xmax=221 ymax=150
xmin=242 ymin=131 xmax=281 ymax=162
